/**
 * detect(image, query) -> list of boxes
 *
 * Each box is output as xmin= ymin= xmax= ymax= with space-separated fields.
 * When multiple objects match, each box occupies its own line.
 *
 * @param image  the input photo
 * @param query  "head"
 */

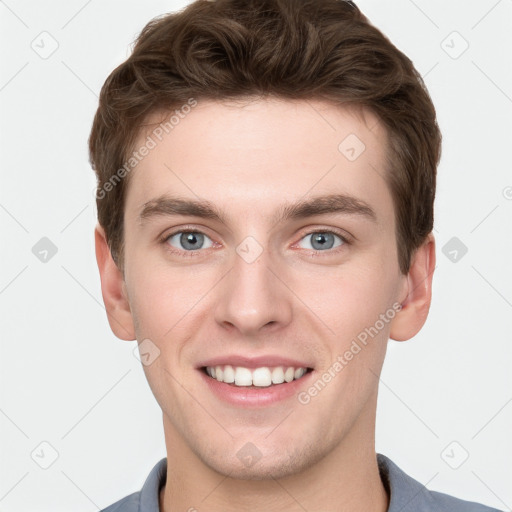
xmin=90 ymin=0 xmax=440 ymax=480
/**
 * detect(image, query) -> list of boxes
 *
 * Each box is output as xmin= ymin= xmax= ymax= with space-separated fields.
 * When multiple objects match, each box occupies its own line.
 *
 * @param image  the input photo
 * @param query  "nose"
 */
xmin=213 ymin=243 xmax=293 ymax=337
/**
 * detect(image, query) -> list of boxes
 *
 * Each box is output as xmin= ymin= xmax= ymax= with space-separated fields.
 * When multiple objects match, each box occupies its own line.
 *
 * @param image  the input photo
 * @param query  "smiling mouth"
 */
xmin=202 ymin=365 xmax=313 ymax=387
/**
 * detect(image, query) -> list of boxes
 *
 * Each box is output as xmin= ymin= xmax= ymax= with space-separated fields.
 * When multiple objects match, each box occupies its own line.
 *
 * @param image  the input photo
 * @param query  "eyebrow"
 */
xmin=138 ymin=193 xmax=377 ymax=226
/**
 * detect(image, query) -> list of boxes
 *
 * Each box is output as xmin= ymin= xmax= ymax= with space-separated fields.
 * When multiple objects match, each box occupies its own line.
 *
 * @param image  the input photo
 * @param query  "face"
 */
xmin=113 ymin=98 xmax=415 ymax=479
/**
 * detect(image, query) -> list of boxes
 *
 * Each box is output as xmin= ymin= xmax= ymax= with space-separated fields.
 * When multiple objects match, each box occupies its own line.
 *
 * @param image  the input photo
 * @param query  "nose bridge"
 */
xmin=213 ymin=238 xmax=292 ymax=335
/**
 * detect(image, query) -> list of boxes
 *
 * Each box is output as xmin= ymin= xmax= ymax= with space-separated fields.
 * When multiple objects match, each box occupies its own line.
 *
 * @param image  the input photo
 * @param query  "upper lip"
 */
xmin=197 ymin=355 xmax=314 ymax=370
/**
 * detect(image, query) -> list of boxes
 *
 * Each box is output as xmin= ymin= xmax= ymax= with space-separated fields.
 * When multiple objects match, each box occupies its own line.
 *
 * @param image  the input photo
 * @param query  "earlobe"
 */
xmin=389 ymin=233 xmax=436 ymax=342
xmin=94 ymin=224 xmax=136 ymax=341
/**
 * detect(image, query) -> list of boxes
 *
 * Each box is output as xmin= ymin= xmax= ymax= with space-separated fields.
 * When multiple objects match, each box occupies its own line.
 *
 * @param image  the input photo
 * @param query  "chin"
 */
xmin=200 ymin=443 xmax=324 ymax=481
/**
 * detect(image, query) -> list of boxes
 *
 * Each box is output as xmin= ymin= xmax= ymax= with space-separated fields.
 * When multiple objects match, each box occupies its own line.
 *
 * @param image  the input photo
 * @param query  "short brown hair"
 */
xmin=89 ymin=0 xmax=441 ymax=274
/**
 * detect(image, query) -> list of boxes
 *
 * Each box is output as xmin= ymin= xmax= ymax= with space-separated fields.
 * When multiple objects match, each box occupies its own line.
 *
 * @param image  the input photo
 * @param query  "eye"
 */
xmin=166 ymin=231 xmax=214 ymax=251
xmin=297 ymin=231 xmax=346 ymax=251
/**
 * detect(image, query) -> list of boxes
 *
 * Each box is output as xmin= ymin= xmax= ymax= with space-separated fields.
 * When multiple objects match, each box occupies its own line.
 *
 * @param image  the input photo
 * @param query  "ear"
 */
xmin=94 ymin=224 xmax=136 ymax=341
xmin=389 ymin=233 xmax=436 ymax=341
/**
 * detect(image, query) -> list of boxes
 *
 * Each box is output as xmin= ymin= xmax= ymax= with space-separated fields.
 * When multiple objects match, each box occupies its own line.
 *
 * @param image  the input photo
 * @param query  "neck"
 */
xmin=160 ymin=394 xmax=389 ymax=512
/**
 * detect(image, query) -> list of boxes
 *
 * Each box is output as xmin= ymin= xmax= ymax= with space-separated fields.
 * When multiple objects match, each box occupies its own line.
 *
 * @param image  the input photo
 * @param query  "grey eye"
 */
xmin=167 ymin=231 xmax=213 ymax=251
xmin=298 ymin=232 xmax=344 ymax=251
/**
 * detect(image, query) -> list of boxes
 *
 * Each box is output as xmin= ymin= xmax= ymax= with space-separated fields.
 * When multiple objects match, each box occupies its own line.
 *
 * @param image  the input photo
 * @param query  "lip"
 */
xmin=199 ymin=367 xmax=315 ymax=407
xmin=197 ymin=354 xmax=313 ymax=370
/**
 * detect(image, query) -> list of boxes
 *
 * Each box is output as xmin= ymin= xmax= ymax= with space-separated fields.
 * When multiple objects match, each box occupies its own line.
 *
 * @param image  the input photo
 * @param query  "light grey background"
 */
xmin=1 ymin=0 xmax=511 ymax=511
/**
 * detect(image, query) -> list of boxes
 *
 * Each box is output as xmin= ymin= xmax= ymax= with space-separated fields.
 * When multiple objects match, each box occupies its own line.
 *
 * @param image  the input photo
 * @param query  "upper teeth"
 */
xmin=205 ymin=365 xmax=308 ymax=387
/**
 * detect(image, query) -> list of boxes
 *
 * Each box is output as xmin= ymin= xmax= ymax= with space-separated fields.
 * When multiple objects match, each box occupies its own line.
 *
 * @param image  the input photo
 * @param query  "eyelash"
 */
xmin=159 ymin=226 xmax=351 ymax=258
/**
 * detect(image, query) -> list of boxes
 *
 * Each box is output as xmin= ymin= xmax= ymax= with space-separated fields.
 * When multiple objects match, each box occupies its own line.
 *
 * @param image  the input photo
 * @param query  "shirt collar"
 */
xmin=138 ymin=453 xmax=436 ymax=512
xmin=138 ymin=457 xmax=166 ymax=512
xmin=377 ymin=453 xmax=438 ymax=511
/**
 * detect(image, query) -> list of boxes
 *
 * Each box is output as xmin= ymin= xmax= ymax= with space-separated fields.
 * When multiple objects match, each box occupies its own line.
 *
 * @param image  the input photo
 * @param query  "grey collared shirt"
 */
xmin=100 ymin=453 xmax=503 ymax=511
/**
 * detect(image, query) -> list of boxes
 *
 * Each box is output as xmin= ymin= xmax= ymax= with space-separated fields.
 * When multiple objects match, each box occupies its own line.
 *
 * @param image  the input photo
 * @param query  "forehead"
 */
xmin=126 ymin=97 xmax=393 ymax=225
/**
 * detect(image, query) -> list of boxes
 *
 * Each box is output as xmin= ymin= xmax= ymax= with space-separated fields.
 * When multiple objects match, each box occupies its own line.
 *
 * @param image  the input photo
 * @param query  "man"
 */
xmin=89 ymin=0 xmax=502 ymax=510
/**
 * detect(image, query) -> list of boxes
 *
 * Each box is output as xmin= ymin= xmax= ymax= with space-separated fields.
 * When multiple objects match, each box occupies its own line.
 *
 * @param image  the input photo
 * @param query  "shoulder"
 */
xmin=99 ymin=457 xmax=167 ymax=512
xmin=377 ymin=453 xmax=503 ymax=512
xmin=100 ymin=492 xmax=140 ymax=512
xmin=429 ymin=488 xmax=503 ymax=512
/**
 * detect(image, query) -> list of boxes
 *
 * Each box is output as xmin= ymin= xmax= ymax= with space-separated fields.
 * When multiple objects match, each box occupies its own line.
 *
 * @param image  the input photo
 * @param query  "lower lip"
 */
xmin=199 ymin=369 xmax=314 ymax=407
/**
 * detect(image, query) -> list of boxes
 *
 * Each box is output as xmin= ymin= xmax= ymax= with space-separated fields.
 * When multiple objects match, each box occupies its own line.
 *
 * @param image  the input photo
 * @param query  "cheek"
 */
xmin=126 ymin=264 xmax=203 ymax=408
xmin=295 ymin=258 xmax=399 ymax=339
xmin=292 ymin=262 xmax=396 ymax=425
xmin=125 ymin=256 xmax=215 ymax=343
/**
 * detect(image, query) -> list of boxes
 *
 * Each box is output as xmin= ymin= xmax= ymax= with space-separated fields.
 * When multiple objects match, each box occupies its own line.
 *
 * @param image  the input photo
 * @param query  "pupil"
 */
xmin=181 ymin=232 xmax=203 ymax=250
xmin=312 ymin=233 xmax=334 ymax=250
